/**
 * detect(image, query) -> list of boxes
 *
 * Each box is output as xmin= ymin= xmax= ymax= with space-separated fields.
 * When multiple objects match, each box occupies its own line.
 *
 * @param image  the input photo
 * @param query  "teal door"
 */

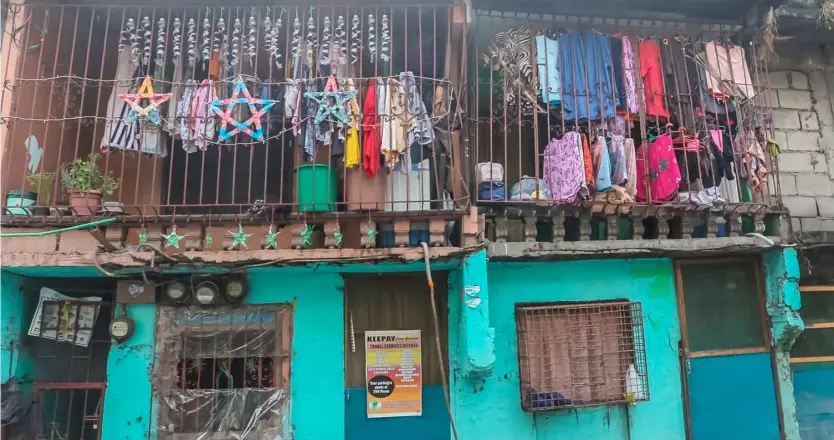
xmin=676 ymin=259 xmax=781 ymax=440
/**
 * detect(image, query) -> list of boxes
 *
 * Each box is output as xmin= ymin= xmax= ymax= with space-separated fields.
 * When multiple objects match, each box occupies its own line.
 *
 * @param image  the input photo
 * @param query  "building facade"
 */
xmin=0 ymin=0 xmax=821 ymax=439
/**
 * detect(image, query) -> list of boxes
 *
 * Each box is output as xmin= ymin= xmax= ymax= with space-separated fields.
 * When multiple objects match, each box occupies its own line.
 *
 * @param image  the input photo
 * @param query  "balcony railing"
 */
xmin=469 ymin=10 xmax=783 ymax=241
xmin=0 ymin=3 xmax=469 ymax=226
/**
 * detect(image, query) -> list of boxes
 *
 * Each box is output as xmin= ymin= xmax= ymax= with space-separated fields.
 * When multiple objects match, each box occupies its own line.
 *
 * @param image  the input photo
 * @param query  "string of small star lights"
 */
xmin=119 ymin=76 xmax=172 ymax=125
xmin=211 ymin=77 xmax=278 ymax=142
xmin=304 ymin=75 xmax=357 ymax=124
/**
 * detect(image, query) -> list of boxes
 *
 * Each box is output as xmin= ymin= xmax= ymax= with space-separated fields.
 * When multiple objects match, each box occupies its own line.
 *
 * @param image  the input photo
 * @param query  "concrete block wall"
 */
xmin=769 ymin=44 xmax=834 ymax=241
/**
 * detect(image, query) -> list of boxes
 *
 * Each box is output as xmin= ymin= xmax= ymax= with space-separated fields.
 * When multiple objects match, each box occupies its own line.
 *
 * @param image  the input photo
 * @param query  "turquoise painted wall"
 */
xmin=101 ymin=304 xmax=156 ymax=439
xmin=451 ymin=259 xmax=685 ymax=440
xmin=1 ymin=272 xmax=28 ymax=384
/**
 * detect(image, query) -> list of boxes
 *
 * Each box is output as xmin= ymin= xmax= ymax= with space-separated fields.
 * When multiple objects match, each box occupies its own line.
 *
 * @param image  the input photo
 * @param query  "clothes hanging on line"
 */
xmin=535 ymin=35 xmax=561 ymax=105
xmin=543 ymin=132 xmax=583 ymax=203
xmin=639 ymin=39 xmax=670 ymax=119
xmin=559 ymin=31 xmax=619 ymax=120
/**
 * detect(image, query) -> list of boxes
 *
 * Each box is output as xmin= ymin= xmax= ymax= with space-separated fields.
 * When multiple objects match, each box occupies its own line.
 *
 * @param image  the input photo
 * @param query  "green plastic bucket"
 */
xmin=6 ymin=190 xmax=37 ymax=215
xmin=296 ymin=164 xmax=337 ymax=212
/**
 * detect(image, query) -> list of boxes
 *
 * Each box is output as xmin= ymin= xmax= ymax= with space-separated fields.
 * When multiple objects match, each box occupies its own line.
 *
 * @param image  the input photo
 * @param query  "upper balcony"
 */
xmin=467 ymin=9 xmax=786 ymax=250
xmin=0 ymin=2 xmax=472 ymax=251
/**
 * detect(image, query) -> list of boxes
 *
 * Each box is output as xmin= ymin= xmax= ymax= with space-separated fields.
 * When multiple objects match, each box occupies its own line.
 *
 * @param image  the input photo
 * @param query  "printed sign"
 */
xmin=365 ymin=330 xmax=422 ymax=418
xmin=27 ymin=287 xmax=102 ymax=347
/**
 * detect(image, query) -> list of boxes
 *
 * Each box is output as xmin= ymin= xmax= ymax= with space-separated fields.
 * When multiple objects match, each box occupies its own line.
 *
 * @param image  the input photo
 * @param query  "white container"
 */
xmin=386 ymin=159 xmax=432 ymax=212
xmin=476 ymin=162 xmax=504 ymax=183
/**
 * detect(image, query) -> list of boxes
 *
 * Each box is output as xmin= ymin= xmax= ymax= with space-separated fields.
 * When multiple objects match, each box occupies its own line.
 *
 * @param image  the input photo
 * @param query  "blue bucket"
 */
xmin=6 ymin=190 xmax=37 ymax=215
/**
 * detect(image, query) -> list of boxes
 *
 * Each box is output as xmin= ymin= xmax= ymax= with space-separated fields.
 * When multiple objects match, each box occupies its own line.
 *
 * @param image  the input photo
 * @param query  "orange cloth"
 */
xmin=638 ymin=40 xmax=670 ymax=118
xmin=581 ymin=133 xmax=595 ymax=190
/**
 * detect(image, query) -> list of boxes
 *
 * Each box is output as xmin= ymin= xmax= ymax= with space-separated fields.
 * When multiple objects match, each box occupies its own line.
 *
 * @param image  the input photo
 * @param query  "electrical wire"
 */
xmin=420 ymin=242 xmax=459 ymax=440
xmin=0 ymin=217 xmax=116 ymax=237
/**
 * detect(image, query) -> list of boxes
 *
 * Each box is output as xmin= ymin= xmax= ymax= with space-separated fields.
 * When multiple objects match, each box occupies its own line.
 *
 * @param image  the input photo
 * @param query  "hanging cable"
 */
xmin=420 ymin=242 xmax=459 ymax=440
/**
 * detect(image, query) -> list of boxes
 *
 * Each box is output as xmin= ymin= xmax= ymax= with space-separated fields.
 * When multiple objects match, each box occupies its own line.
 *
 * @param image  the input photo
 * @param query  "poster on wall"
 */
xmin=365 ymin=330 xmax=422 ymax=418
xmin=27 ymin=287 xmax=102 ymax=347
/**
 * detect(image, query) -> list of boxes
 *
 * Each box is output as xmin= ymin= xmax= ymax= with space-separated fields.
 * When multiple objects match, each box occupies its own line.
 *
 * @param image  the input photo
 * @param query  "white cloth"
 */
xmin=101 ymin=50 xmax=144 ymax=153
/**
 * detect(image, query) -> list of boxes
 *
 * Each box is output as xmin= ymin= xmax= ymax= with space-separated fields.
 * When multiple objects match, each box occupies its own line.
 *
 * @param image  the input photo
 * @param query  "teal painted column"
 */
xmin=101 ymin=304 xmax=156 ymax=439
xmin=1 ymin=272 xmax=28 ymax=385
xmin=763 ymin=248 xmax=803 ymax=440
xmin=459 ymin=250 xmax=495 ymax=379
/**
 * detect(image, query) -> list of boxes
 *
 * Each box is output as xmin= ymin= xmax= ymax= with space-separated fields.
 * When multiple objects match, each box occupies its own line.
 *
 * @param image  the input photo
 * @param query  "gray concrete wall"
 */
xmin=769 ymin=43 xmax=834 ymax=241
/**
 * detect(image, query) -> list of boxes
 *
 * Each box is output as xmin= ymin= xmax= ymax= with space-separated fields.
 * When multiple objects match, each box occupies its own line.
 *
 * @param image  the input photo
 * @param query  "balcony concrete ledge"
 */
xmin=1 ymin=246 xmax=482 ymax=270
xmin=486 ymin=236 xmax=786 ymax=261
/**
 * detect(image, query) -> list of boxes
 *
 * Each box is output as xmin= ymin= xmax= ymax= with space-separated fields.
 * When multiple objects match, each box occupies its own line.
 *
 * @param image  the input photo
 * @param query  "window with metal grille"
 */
xmin=156 ymin=305 xmax=292 ymax=439
xmin=515 ymin=301 xmax=649 ymax=411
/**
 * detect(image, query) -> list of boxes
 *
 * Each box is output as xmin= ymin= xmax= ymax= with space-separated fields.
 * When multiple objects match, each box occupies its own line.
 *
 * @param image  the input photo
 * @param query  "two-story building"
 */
xmin=0 ymin=0 xmax=808 ymax=439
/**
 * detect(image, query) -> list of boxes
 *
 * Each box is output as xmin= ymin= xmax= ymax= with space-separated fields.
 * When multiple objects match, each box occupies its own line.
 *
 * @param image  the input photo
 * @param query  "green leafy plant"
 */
xmin=61 ymin=152 xmax=120 ymax=196
xmin=26 ymin=171 xmax=56 ymax=203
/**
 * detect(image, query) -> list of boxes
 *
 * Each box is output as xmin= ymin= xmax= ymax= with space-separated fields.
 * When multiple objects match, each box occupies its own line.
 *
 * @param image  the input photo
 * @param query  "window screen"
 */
xmin=679 ymin=261 xmax=766 ymax=352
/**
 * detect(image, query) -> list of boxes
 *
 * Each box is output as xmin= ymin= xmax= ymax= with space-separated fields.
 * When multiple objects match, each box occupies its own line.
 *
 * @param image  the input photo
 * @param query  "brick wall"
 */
xmin=769 ymin=43 xmax=834 ymax=241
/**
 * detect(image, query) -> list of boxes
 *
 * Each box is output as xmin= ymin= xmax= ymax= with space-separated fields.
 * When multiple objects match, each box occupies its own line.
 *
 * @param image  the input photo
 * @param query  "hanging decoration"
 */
xmin=142 ymin=16 xmax=152 ymax=67
xmin=201 ymin=15 xmax=211 ymax=65
xmin=350 ymin=15 xmax=361 ymax=64
xmin=300 ymin=224 xmax=314 ymax=247
xmin=333 ymin=226 xmax=343 ymax=248
xmin=335 ymin=15 xmax=347 ymax=66
xmin=231 ymin=17 xmax=242 ymax=67
xmin=228 ymin=224 xmax=252 ymax=249
xmin=265 ymin=224 xmax=280 ymax=249
xmin=172 ymin=18 xmax=182 ymax=66
xmin=211 ymin=78 xmax=278 ymax=142
xmin=263 ymin=13 xmax=283 ymax=70
xmin=162 ymin=225 xmax=184 ymax=249
xmin=213 ymin=18 xmax=226 ymax=56
xmin=155 ymin=18 xmax=166 ymax=67
xmin=205 ymin=230 xmax=214 ymax=247
xmin=137 ymin=227 xmax=148 ymax=245
xmin=119 ymin=18 xmax=141 ymax=66
xmin=304 ymin=75 xmax=357 ymax=124
xmin=365 ymin=222 xmax=378 ymax=243
xmin=291 ymin=16 xmax=301 ymax=61
xmin=306 ymin=15 xmax=317 ymax=67
xmin=320 ymin=16 xmax=332 ymax=67
xmin=380 ymin=14 xmax=390 ymax=63
xmin=119 ymin=76 xmax=173 ymax=125
xmin=247 ymin=12 xmax=258 ymax=66
xmin=367 ymin=14 xmax=376 ymax=62
xmin=187 ymin=18 xmax=197 ymax=67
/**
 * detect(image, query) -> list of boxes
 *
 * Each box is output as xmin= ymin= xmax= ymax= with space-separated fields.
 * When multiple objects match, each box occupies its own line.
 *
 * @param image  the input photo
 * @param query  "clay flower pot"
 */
xmin=69 ymin=190 xmax=103 ymax=216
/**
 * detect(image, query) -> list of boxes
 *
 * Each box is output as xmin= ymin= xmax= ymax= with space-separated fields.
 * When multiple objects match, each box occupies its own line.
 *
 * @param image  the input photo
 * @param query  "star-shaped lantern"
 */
xmin=137 ymin=228 xmax=148 ymax=245
xmin=162 ymin=225 xmax=184 ymax=249
xmin=211 ymin=78 xmax=278 ymax=143
xmin=300 ymin=224 xmax=314 ymax=247
xmin=264 ymin=225 xmax=280 ymax=249
xmin=304 ymin=75 xmax=357 ymax=125
xmin=119 ymin=76 xmax=172 ymax=125
xmin=228 ymin=224 xmax=252 ymax=250
xmin=365 ymin=222 xmax=378 ymax=243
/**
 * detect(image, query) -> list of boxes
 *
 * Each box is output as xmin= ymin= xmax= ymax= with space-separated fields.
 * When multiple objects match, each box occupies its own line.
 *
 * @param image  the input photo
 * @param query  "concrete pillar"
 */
xmin=458 ymin=250 xmax=495 ymax=379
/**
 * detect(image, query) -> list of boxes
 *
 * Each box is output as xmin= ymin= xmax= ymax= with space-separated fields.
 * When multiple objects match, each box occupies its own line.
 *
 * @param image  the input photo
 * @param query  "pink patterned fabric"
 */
xmin=622 ymin=37 xmax=639 ymax=114
xmin=543 ymin=132 xmax=584 ymax=203
xmin=636 ymin=134 xmax=681 ymax=202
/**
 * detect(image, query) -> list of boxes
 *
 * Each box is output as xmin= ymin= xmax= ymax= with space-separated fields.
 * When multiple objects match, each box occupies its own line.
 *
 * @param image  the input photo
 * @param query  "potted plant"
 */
xmin=61 ymin=152 xmax=120 ymax=216
xmin=26 ymin=171 xmax=56 ymax=207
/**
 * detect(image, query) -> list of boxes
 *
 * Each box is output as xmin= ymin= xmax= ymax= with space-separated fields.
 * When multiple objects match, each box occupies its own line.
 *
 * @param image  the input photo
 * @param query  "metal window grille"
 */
xmin=156 ymin=305 xmax=292 ymax=439
xmin=515 ymin=300 xmax=649 ymax=411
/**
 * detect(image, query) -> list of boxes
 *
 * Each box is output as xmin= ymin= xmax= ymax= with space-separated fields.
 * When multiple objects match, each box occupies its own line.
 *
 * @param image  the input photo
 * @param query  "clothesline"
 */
xmin=8 ymin=74 xmax=454 ymax=87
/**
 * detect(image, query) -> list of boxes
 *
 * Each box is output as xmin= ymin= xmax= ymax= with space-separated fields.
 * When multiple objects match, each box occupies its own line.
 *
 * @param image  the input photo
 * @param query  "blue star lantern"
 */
xmin=211 ymin=78 xmax=278 ymax=143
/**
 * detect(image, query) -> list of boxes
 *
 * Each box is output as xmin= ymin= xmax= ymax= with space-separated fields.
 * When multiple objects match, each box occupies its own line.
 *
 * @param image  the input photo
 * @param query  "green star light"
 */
xmin=228 ymin=225 xmax=252 ymax=249
xmin=162 ymin=226 xmax=184 ymax=249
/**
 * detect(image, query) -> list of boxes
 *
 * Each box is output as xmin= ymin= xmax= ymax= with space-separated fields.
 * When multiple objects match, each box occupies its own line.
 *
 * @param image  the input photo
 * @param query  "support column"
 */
xmin=763 ymin=248 xmax=804 ymax=440
xmin=458 ymin=250 xmax=495 ymax=380
xmin=101 ymin=304 xmax=156 ymax=439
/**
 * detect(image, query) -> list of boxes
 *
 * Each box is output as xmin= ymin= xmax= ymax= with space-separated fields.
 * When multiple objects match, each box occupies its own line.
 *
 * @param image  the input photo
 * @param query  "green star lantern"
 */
xmin=228 ymin=224 xmax=252 ymax=250
xmin=265 ymin=225 xmax=280 ymax=249
xmin=162 ymin=225 xmax=184 ymax=249
xmin=300 ymin=224 xmax=314 ymax=247
xmin=334 ymin=228 xmax=343 ymax=248
xmin=137 ymin=228 xmax=148 ymax=245
xmin=366 ymin=222 xmax=378 ymax=243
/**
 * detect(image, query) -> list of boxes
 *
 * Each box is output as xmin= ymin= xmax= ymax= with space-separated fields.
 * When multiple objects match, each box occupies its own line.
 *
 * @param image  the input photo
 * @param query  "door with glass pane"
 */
xmin=675 ymin=259 xmax=781 ymax=440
